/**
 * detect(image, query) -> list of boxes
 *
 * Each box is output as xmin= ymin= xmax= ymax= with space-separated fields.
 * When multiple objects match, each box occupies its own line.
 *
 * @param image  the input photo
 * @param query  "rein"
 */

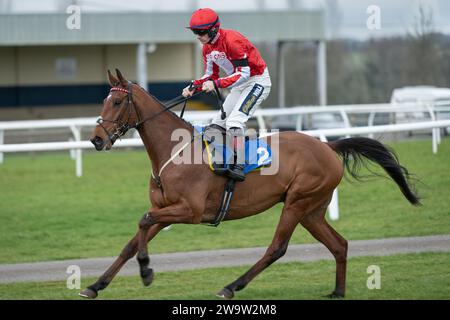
xmin=212 ymin=80 xmax=226 ymax=120
xmin=96 ymin=82 xmax=204 ymax=143
xmin=134 ymin=88 xmax=204 ymax=128
xmin=97 ymin=81 xmax=225 ymax=139
xmin=96 ymin=82 xmax=225 ymax=187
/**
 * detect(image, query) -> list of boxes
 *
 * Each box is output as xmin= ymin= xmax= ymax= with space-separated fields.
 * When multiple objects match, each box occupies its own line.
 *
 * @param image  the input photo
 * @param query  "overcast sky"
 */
xmin=1 ymin=0 xmax=449 ymax=40
xmin=324 ymin=0 xmax=450 ymax=39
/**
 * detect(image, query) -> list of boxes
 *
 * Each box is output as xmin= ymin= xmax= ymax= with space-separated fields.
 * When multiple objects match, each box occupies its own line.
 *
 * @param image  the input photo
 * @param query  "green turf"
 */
xmin=0 ymin=252 xmax=448 ymax=300
xmin=0 ymin=138 xmax=449 ymax=263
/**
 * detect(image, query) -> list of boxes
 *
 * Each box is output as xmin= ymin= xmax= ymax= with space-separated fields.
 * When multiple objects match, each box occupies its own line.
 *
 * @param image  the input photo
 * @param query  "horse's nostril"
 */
xmin=91 ymin=136 xmax=104 ymax=149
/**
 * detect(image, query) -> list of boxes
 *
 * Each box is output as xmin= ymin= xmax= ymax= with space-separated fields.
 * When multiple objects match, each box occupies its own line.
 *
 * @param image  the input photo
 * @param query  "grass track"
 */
xmin=0 ymin=252 xmax=448 ymax=300
xmin=0 ymin=138 xmax=449 ymax=264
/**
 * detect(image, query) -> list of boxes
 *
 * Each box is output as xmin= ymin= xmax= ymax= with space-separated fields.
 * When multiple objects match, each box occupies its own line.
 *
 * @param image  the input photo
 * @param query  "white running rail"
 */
xmin=1 ymin=103 xmax=450 ymax=221
xmin=2 ymin=119 xmax=450 ymax=221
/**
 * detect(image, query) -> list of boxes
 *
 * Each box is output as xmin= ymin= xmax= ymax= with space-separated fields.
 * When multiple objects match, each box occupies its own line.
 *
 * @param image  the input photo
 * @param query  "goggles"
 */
xmin=192 ymin=28 xmax=209 ymax=36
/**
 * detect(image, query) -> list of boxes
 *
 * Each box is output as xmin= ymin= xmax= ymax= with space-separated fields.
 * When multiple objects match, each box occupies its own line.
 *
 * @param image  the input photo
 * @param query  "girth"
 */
xmin=204 ymin=178 xmax=236 ymax=227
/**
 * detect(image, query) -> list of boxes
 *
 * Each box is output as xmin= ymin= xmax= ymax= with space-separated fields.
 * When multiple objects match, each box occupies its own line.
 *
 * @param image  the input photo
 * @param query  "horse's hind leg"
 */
xmin=217 ymin=207 xmax=300 ymax=299
xmin=300 ymin=209 xmax=348 ymax=298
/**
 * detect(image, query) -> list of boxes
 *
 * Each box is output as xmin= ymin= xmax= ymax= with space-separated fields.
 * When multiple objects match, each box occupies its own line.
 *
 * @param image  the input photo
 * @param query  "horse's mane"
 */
xmin=138 ymin=85 xmax=194 ymax=130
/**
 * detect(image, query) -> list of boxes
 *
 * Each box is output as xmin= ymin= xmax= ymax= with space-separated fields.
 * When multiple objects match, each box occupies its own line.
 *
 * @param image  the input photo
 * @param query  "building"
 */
xmin=0 ymin=0 xmax=326 ymax=118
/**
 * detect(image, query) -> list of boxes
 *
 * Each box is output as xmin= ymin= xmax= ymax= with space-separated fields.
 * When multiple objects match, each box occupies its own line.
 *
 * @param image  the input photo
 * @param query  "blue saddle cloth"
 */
xmin=194 ymin=125 xmax=272 ymax=174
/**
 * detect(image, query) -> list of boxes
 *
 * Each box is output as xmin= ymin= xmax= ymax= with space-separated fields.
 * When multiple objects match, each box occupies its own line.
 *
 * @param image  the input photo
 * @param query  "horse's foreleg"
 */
xmin=79 ymin=222 xmax=169 ymax=299
xmin=137 ymin=203 xmax=194 ymax=286
xmin=217 ymin=209 xmax=299 ymax=299
xmin=134 ymin=222 xmax=170 ymax=286
xmin=79 ymin=232 xmax=139 ymax=299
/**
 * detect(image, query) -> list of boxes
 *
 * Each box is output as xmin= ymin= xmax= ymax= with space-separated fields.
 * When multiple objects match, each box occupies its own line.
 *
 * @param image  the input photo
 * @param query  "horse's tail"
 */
xmin=327 ymin=137 xmax=421 ymax=205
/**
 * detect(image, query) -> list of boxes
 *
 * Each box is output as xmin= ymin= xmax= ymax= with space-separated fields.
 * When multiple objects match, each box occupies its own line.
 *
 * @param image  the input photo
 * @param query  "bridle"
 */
xmin=96 ymin=82 xmax=135 ymax=144
xmin=96 ymin=81 xmax=224 ymax=145
xmin=96 ymin=80 xmax=227 ymax=190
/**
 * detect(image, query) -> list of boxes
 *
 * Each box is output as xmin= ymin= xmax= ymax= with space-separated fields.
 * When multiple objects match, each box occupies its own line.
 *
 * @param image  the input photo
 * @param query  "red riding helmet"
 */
xmin=188 ymin=8 xmax=220 ymax=30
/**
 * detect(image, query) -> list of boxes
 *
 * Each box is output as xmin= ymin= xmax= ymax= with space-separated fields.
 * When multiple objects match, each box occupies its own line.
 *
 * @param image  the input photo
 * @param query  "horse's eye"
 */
xmin=114 ymin=100 xmax=121 ymax=107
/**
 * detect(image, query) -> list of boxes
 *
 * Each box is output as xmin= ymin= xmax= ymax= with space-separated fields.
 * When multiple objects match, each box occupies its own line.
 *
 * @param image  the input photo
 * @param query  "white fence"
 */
xmin=1 ymin=101 xmax=449 ymax=167
xmin=1 ymin=103 xmax=450 ymax=221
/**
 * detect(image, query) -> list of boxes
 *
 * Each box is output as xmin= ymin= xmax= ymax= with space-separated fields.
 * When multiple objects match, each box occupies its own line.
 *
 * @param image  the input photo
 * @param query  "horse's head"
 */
xmin=90 ymin=69 xmax=139 ymax=151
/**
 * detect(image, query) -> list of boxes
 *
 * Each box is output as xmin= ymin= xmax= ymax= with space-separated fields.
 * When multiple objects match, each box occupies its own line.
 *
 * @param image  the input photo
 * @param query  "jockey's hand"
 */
xmin=202 ymin=80 xmax=215 ymax=93
xmin=182 ymin=85 xmax=195 ymax=98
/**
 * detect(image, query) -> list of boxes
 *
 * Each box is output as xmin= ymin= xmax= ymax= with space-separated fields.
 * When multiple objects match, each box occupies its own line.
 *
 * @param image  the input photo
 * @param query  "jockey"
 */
xmin=182 ymin=8 xmax=272 ymax=182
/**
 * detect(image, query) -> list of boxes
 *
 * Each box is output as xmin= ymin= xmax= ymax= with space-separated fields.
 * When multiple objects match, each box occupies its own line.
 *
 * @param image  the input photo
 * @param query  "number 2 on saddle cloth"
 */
xmin=194 ymin=125 xmax=272 ymax=176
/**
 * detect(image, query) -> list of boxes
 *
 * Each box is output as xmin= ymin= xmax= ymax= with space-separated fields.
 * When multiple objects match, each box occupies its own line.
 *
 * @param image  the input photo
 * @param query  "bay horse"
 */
xmin=80 ymin=69 xmax=420 ymax=299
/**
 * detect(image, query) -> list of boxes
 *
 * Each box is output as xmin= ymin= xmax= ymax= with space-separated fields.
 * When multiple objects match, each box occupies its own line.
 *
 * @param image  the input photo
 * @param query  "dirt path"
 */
xmin=0 ymin=234 xmax=448 ymax=284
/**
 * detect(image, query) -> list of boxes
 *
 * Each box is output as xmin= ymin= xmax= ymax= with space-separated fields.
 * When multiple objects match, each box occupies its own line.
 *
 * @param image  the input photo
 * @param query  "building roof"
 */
xmin=0 ymin=0 xmax=324 ymax=13
xmin=0 ymin=10 xmax=325 ymax=46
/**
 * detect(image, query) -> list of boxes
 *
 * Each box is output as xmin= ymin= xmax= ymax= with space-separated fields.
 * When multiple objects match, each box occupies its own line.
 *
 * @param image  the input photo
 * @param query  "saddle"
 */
xmin=195 ymin=124 xmax=272 ymax=176
xmin=194 ymin=124 xmax=273 ymax=227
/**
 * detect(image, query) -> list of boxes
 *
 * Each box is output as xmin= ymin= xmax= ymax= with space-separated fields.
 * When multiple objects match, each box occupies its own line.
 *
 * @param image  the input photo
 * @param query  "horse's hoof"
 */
xmin=141 ymin=268 xmax=154 ymax=287
xmin=216 ymin=287 xmax=234 ymax=299
xmin=79 ymin=288 xmax=98 ymax=299
xmin=325 ymin=291 xmax=345 ymax=299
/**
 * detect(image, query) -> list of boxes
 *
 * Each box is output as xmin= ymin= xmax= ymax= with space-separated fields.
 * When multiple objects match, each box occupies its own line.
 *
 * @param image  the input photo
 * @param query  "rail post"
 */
xmin=0 ymin=129 xmax=4 ymax=164
xmin=70 ymin=125 xmax=82 ymax=177
xmin=320 ymin=134 xmax=339 ymax=220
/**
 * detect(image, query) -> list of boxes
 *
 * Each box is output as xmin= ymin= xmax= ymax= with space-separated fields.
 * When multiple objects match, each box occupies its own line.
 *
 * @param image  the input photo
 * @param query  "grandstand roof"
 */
xmin=0 ymin=0 xmax=324 ymax=13
xmin=0 ymin=0 xmax=325 ymax=46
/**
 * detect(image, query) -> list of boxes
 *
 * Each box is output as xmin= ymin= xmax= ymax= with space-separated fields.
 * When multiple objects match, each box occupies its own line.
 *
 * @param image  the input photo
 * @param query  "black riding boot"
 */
xmin=227 ymin=163 xmax=245 ymax=181
xmin=226 ymin=127 xmax=246 ymax=182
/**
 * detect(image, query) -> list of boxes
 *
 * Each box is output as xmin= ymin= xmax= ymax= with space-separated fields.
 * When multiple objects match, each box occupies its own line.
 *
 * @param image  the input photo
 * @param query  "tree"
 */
xmin=407 ymin=2 xmax=445 ymax=86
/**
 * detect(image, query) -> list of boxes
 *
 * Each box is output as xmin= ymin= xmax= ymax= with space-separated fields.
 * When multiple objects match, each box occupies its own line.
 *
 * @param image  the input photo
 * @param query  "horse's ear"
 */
xmin=107 ymin=69 xmax=119 ymax=87
xmin=115 ymin=68 xmax=128 ymax=87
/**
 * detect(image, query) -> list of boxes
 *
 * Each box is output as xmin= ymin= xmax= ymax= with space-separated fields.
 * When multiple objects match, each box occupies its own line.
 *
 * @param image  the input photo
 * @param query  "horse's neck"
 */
xmin=134 ymin=91 xmax=192 ymax=173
